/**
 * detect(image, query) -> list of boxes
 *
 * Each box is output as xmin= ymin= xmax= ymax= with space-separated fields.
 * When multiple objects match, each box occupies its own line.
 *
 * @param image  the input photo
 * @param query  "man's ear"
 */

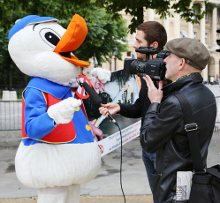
xmin=150 ymin=41 xmax=159 ymax=48
xmin=179 ymin=58 xmax=186 ymax=71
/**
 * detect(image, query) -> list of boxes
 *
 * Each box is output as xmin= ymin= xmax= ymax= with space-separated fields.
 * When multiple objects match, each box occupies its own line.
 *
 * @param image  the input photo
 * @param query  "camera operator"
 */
xmin=99 ymin=21 xmax=167 ymax=191
xmin=140 ymin=38 xmax=216 ymax=202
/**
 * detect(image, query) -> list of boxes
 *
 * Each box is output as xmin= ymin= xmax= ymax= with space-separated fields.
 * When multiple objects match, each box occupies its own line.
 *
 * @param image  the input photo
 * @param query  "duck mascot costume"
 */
xmin=8 ymin=14 xmax=107 ymax=203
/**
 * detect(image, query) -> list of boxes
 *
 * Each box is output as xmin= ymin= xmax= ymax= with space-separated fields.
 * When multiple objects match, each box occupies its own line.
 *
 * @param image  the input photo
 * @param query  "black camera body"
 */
xmin=124 ymin=47 xmax=169 ymax=81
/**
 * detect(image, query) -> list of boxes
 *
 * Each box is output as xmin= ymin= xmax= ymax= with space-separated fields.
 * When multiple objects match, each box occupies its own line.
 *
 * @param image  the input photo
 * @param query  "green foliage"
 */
xmin=0 ymin=0 xmax=128 ymax=89
xmin=0 ymin=0 xmax=211 ymax=90
xmin=98 ymin=0 xmax=208 ymax=33
xmin=74 ymin=5 xmax=128 ymax=64
xmin=172 ymin=0 xmax=206 ymax=23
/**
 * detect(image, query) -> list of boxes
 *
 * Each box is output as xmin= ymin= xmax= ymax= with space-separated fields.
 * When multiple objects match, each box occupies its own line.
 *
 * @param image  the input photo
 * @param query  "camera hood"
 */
xmin=135 ymin=47 xmax=161 ymax=55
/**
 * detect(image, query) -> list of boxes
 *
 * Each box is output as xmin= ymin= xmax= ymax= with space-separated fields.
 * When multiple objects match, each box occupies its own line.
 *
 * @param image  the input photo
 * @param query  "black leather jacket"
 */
xmin=140 ymin=73 xmax=217 ymax=203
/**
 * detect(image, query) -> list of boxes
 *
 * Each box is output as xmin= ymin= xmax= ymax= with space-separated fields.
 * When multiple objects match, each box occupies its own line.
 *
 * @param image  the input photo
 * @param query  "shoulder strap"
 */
xmin=207 ymin=165 xmax=220 ymax=178
xmin=174 ymin=93 xmax=204 ymax=172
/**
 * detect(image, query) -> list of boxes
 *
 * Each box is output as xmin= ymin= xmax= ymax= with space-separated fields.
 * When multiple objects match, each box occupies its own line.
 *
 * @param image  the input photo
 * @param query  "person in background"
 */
xmin=99 ymin=21 xmax=167 ymax=191
xmin=140 ymin=38 xmax=216 ymax=202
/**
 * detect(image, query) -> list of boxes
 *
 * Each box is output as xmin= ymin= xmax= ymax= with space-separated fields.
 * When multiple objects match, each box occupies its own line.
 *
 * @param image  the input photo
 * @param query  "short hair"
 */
xmin=137 ymin=21 xmax=167 ymax=50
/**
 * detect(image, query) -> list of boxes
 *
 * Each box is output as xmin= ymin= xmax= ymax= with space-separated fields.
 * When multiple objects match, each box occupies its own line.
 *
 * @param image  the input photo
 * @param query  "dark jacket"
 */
xmin=140 ymin=73 xmax=217 ymax=203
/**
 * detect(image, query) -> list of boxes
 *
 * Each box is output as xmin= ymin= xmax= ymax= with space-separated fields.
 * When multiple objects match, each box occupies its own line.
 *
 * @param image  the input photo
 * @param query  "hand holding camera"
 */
xmin=143 ymin=75 xmax=163 ymax=103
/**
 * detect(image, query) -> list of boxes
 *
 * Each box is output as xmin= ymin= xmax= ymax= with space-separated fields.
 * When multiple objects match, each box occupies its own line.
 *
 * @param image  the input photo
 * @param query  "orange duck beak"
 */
xmin=54 ymin=14 xmax=89 ymax=67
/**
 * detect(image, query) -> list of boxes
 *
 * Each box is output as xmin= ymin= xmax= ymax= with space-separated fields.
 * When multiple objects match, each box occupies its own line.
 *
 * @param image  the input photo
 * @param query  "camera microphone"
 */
xmin=79 ymin=81 xmax=117 ymax=124
xmin=135 ymin=46 xmax=160 ymax=55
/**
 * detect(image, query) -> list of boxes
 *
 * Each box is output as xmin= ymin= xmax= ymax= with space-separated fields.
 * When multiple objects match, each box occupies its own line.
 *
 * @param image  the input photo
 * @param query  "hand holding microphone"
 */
xmin=95 ymin=84 xmax=128 ymax=127
xmin=79 ymin=81 xmax=117 ymax=125
xmin=99 ymin=103 xmax=120 ymax=118
xmin=94 ymin=103 xmax=119 ymax=127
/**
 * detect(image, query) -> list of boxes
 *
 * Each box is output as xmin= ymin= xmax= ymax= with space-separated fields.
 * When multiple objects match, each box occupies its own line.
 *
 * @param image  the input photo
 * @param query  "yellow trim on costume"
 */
xmin=85 ymin=124 xmax=91 ymax=131
xmin=41 ymin=92 xmax=47 ymax=105
xmin=22 ymin=136 xmax=77 ymax=144
xmin=75 ymin=107 xmax=80 ymax=111
xmin=22 ymin=89 xmax=26 ymax=101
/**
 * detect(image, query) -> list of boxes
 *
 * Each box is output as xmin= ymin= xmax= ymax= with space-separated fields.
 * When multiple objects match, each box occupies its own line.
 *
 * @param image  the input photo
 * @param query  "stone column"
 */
xmin=188 ymin=2 xmax=194 ymax=38
xmin=200 ymin=1 xmax=206 ymax=44
xmin=173 ymin=13 xmax=180 ymax=38
xmin=199 ymin=1 xmax=208 ymax=81
xmin=188 ymin=22 xmax=194 ymax=38
xmin=145 ymin=8 xmax=155 ymax=21
xmin=163 ymin=18 xmax=170 ymax=40
xmin=211 ymin=7 xmax=218 ymax=51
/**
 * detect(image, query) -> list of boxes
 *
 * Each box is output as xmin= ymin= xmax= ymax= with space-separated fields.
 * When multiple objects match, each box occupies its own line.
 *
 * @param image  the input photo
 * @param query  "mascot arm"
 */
xmin=24 ymin=88 xmax=56 ymax=139
xmin=90 ymin=68 xmax=111 ymax=84
xmin=47 ymin=97 xmax=81 ymax=124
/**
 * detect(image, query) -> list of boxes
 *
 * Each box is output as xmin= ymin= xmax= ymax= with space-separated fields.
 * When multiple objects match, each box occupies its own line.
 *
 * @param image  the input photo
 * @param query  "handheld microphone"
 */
xmin=79 ymin=82 xmax=117 ymax=124
xmin=80 ymin=82 xmax=102 ymax=105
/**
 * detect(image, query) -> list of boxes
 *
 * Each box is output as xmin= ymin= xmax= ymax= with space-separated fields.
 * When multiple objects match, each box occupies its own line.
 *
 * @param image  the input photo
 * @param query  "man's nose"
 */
xmin=133 ymin=42 xmax=138 ymax=49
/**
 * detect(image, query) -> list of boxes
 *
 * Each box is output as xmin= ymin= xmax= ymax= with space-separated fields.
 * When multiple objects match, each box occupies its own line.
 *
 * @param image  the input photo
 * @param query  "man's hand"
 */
xmin=143 ymin=75 xmax=163 ymax=103
xmin=99 ymin=103 xmax=120 ymax=117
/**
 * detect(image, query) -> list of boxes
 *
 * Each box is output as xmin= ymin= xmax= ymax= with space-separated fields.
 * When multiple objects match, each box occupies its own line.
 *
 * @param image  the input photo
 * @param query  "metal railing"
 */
xmin=0 ymin=97 xmax=220 ymax=131
xmin=0 ymin=100 xmax=22 ymax=131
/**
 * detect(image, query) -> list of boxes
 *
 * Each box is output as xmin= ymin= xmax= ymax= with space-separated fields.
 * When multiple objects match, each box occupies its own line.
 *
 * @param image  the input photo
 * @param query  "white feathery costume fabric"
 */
xmin=8 ymin=14 xmax=102 ymax=203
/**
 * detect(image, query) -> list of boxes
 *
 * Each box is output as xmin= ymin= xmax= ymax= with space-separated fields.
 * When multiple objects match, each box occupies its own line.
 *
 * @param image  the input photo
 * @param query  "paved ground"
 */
xmin=0 ymin=130 xmax=219 ymax=203
xmin=0 ymin=196 xmax=153 ymax=203
xmin=0 ymin=131 xmax=152 ymax=203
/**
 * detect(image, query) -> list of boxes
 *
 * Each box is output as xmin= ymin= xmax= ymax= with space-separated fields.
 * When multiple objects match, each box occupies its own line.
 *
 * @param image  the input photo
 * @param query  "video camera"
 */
xmin=124 ymin=47 xmax=170 ymax=80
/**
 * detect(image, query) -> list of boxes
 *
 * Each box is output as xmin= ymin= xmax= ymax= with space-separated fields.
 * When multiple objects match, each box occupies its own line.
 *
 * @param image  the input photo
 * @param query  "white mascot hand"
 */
xmin=91 ymin=68 xmax=111 ymax=83
xmin=47 ymin=97 xmax=81 ymax=124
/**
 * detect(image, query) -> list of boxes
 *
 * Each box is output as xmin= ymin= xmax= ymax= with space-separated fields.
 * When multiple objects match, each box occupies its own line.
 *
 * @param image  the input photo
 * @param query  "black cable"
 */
xmin=112 ymin=120 xmax=126 ymax=203
xmin=77 ymin=81 xmax=126 ymax=202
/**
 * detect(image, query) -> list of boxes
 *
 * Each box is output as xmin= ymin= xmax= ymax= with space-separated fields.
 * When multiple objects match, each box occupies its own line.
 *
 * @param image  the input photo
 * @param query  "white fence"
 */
xmin=1 ymin=85 xmax=220 ymax=131
xmin=0 ymin=100 xmax=22 ymax=131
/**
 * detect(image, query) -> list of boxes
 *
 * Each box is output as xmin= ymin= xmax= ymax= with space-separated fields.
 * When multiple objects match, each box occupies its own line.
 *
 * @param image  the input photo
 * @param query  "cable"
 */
xmin=77 ymin=80 xmax=126 ymax=202
xmin=112 ymin=120 xmax=126 ymax=203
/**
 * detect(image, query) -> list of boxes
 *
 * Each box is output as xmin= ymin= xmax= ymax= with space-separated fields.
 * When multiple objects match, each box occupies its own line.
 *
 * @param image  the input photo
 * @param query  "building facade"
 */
xmin=103 ymin=0 xmax=220 ymax=83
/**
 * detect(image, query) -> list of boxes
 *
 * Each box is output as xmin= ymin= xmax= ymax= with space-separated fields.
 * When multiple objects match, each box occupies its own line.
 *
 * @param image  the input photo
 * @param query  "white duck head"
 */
xmin=8 ymin=14 xmax=89 ymax=86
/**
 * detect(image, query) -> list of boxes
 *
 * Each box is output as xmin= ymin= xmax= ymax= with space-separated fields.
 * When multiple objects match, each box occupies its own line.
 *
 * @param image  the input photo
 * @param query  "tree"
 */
xmin=0 ymin=0 xmax=128 ymax=89
xmin=97 ymin=0 xmax=208 ymax=33
xmin=0 ymin=0 xmax=212 ymax=90
xmin=74 ymin=5 xmax=128 ymax=64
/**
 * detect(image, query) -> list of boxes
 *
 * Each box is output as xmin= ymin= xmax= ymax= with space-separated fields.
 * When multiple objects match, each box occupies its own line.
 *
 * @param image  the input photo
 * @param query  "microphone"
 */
xmin=79 ymin=82 xmax=117 ymax=124
xmin=80 ymin=82 xmax=102 ymax=105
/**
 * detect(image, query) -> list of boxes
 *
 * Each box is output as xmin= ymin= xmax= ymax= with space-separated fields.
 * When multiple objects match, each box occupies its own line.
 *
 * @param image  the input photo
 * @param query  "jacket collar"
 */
xmin=27 ymin=77 xmax=71 ymax=99
xmin=163 ymin=73 xmax=203 ymax=96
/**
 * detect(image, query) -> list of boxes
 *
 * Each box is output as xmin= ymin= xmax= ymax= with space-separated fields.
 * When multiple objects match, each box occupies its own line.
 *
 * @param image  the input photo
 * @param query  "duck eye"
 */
xmin=45 ymin=32 xmax=60 ymax=46
xmin=39 ymin=28 xmax=61 ymax=48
